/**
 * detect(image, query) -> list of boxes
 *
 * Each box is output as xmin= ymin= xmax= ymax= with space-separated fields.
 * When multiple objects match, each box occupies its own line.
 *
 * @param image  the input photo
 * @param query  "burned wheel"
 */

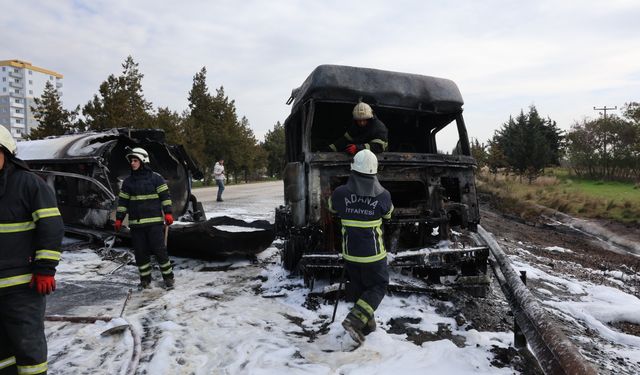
xmin=282 ymin=235 xmax=304 ymax=272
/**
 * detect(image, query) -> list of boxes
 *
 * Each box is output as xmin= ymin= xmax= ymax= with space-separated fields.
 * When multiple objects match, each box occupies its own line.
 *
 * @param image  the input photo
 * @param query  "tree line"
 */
xmin=472 ymin=103 xmax=640 ymax=182
xmin=27 ymin=56 xmax=286 ymax=184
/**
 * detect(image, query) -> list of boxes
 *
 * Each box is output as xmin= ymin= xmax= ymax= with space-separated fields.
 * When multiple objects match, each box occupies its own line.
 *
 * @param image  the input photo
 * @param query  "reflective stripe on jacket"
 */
xmin=116 ymin=166 xmax=172 ymax=227
xmin=0 ymin=161 xmax=64 ymax=293
xmin=329 ymin=185 xmax=393 ymax=263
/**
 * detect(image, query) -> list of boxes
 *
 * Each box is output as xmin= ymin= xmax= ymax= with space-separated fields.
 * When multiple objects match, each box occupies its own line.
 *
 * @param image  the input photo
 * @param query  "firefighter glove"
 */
xmin=114 ymin=219 xmax=122 ymax=231
xmin=31 ymin=274 xmax=56 ymax=295
xmin=165 ymin=213 xmax=174 ymax=225
xmin=345 ymin=144 xmax=358 ymax=155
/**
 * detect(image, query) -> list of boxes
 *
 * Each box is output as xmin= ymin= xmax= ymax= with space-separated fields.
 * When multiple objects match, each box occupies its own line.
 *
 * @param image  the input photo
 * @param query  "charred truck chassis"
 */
xmin=275 ymin=64 xmax=488 ymax=295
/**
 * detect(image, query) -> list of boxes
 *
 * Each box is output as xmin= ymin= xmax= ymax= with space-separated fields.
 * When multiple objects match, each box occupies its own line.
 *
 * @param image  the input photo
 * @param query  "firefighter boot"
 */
xmin=164 ymin=276 xmax=175 ymax=290
xmin=342 ymin=311 xmax=366 ymax=344
xmin=362 ymin=316 xmax=377 ymax=336
xmin=139 ymin=275 xmax=152 ymax=290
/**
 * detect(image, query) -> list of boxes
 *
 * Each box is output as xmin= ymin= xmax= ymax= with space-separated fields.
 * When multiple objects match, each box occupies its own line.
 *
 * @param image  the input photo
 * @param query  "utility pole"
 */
xmin=593 ymin=106 xmax=617 ymax=178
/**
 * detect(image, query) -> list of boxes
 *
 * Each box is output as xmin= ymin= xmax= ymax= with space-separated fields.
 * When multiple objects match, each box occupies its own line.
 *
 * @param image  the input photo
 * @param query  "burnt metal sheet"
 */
xmin=288 ymin=65 xmax=464 ymax=114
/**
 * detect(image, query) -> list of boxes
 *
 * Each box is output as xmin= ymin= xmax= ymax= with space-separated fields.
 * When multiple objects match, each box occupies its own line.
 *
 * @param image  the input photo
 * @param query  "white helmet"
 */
xmin=351 ymin=149 xmax=378 ymax=175
xmin=352 ymin=102 xmax=374 ymax=120
xmin=0 ymin=125 xmax=17 ymax=156
xmin=126 ymin=147 xmax=150 ymax=164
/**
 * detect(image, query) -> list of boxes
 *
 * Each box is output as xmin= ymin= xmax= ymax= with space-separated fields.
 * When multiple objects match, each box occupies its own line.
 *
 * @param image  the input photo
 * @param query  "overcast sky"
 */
xmin=4 ymin=0 xmax=639 ymax=144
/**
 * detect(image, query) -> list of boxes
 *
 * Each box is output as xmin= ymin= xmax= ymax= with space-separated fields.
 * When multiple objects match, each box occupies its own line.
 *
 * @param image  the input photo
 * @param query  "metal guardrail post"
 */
xmin=477 ymin=225 xmax=598 ymax=375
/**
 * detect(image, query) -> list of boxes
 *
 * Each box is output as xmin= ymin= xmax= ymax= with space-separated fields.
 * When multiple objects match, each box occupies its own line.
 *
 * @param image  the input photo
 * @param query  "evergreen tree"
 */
xmin=83 ymin=56 xmax=152 ymax=130
xmin=150 ymin=107 xmax=183 ymax=145
xmin=469 ymin=138 xmax=487 ymax=168
xmin=493 ymin=106 xmax=555 ymax=182
xmin=27 ymin=81 xmax=79 ymax=139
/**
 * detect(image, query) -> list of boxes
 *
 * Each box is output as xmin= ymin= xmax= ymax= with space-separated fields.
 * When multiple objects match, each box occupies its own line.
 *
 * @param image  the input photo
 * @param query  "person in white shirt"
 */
xmin=213 ymin=159 xmax=225 ymax=202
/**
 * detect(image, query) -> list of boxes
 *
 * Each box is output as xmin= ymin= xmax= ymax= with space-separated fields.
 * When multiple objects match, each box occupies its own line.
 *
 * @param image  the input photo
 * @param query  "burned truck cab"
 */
xmin=276 ymin=65 xmax=487 ymax=291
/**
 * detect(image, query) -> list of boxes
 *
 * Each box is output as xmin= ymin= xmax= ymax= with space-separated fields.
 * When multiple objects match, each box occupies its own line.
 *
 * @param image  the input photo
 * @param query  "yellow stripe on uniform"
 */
xmin=0 ymin=274 xmax=32 ymax=288
xmin=341 ymin=219 xmax=382 ymax=228
xmin=382 ymin=205 xmax=394 ymax=219
xmin=118 ymin=191 xmax=130 ymax=199
xmin=156 ymin=184 xmax=169 ymax=193
xmin=117 ymin=206 xmax=127 ymax=212
xmin=129 ymin=194 xmax=160 ymax=201
xmin=32 ymin=207 xmax=61 ymax=221
xmin=35 ymin=250 xmax=62 ymax=261
xmin=356 ymin=299 xmax=375 ymax=316
xmin=0 ymin=356 xmax=16 ymax=370
xmin=0 ymin=221 xmax=36 ymax=233
xmin=129 ymin=217 xmax=164 ymax=225
xmin=161 ymin=200 xmax=172 ymax=207
xmin=327 ymin=198 xmax=336 ymax=213
xmin=17 ymin=361 xmax=48 ymax=375
xmin=341 ymin=251 xmax=387 ymax=263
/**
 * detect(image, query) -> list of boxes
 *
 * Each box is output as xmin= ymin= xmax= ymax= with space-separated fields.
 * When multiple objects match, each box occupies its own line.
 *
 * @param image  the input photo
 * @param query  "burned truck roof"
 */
xmin=287 ymin=64 xmax=464 ymax=114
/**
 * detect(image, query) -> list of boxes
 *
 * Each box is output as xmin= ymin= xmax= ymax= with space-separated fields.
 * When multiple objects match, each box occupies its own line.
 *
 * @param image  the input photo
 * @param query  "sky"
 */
xmin=3 ymin=0 xmax=640 ymax=144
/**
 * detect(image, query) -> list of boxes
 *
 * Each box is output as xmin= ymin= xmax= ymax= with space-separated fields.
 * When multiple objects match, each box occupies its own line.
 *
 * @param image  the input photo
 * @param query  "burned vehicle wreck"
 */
xmin=276 ymin=65 xmax=488 ymax=294
xmin=17 ymin=129 xmax=274 ymax=259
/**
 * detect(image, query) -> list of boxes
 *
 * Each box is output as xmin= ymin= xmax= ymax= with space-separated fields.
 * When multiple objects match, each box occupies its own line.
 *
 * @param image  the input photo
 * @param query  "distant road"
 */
xmin=192 ymin=180 xmax=283 ymax=204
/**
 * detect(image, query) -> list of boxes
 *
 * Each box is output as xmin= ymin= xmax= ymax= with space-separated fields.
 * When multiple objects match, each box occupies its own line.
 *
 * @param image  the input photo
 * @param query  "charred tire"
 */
xmin=282 ymin=235 xmax=304 ymax=272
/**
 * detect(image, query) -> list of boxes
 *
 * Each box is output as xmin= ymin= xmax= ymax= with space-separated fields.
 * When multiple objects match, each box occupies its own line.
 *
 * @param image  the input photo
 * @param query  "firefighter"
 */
xmin=329 ymin=102 xmax=388 ymax=155
xmin=0 ymin=125 xmax=64 ymax=375
xmin=114 ymin=147 xmax=175 ymax=290
xmin=328 ymin=149 xmax=394 ymax=344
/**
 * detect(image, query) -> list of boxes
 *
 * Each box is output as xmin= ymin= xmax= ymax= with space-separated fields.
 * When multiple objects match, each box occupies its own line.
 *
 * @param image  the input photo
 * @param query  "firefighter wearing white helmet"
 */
xmin=328 ymin=101 xmax=388 ymax=155
xmin=328 ymin=149 xmax=394 ymax=344
xmin=0 ymin=125 xmax=64 ymax=374
xmin=126 ymin=147 xmax=150 ymax=164
xmin=116 ymin=146 xmax=176 ymax=289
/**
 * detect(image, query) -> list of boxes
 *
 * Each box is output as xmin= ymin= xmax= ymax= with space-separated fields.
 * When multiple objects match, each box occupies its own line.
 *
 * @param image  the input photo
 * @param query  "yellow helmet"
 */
xmin=0 ymin=125 xmax=17 ymax=155
xmin=352 ymin=102 xmax=374 ymax=120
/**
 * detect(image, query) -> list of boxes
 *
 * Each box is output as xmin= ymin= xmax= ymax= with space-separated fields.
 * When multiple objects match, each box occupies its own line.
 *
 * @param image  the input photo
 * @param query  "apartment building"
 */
xmin=0 ymin=59 xmax=63 ymax=139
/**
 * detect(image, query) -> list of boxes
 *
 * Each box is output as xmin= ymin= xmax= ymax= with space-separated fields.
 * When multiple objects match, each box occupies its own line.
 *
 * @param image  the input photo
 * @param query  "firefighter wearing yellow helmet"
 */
xmin=0 ymin=125 xmax=64 ymax=375
xmin=329 ymin=102 xmax=389 ymax=155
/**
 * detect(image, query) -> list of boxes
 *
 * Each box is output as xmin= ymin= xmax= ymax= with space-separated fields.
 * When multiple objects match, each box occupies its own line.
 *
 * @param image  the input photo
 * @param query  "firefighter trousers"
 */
xmin=0 ymin=288 xmax=48 ymax=375
xmin=130 ymin=224 xmax=174 ymax=283
xmin=345 ymin=258 xmax=389 ymax=321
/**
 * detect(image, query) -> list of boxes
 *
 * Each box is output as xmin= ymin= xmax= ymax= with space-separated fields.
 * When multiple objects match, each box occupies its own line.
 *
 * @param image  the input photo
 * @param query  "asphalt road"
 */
xmin=192 ymin=180 xmax=283 ymax=204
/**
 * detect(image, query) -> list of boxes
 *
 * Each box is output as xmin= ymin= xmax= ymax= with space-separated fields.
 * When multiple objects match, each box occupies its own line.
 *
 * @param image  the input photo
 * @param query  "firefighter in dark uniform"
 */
xmin=0 ymin=125 xmax=64 ymax=375
xmin=114 ymin=147 xmax=175 ymax=289
xmin=329 ymin=102 xmax=388 ymax=155
xmin=328 ymin=149 xmax=394 ymax=344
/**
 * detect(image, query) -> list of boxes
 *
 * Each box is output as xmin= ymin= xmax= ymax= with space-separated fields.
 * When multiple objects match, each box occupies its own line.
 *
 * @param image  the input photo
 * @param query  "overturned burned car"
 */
xmin=276 ymin=65 xmax=488 ymax=294
xmin=17 ymin=129 xmax=274 ymax=259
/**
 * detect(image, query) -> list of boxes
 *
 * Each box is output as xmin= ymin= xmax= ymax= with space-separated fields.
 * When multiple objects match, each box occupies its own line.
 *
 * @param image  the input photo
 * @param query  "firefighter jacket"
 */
xmin=116 ymin=165 xmax=172 ymax=227
xmin=329 ymin=118 xmax=389 ymax=154
xmin=328 ymin=180 xmax=394 ymax=263
xmin=0 ymin=160 xmax=64 ymax=294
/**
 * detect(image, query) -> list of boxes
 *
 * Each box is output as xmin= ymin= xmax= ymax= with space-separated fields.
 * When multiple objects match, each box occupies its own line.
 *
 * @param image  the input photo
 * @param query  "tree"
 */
xmin=27 ymin=81 xmax=79 ymax=139
xmin=150 ymin=107 xmax=183 ymax=145
xmin=83 ymin=56 xmax=152 ymax=130
xmin=485 ymin=140 xmax=507 ymax=180
xmin=262 ymin=121 xmax=286 ymax=177
xmin=493 ymin=106 xmax=557 ymax=182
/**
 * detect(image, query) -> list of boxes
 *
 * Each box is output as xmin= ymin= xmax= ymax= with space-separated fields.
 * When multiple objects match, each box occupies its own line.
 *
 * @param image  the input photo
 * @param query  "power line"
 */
xmin=593 ymin=105 xmax=617 ymax=119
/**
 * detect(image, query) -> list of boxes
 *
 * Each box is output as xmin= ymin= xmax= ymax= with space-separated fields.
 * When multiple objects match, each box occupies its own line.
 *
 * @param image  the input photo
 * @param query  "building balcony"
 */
xmin=8 ymin=70 xmax=23 ymax=79
xmin=56 ymin=82 xmax=63 ymax=89
xmin=11 ymin=112 xmax=25 ymax=119
xmin=9 ymin=101 xmax=23 ymax=108
xmin=9 ymin=81 xmax=22 ymax=89
xmin=9 ymin=90 xmax=23 ymax=97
